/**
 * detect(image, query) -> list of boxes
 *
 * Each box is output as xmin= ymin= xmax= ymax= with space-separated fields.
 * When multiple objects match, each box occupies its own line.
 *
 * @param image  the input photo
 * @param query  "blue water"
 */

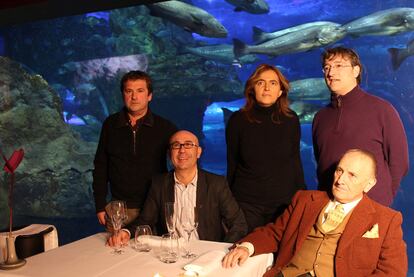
xmin=2 ymin=0 xmax=413 ymax=273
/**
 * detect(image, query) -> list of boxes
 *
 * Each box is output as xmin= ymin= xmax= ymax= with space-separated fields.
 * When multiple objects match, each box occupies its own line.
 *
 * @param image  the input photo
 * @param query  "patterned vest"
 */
xmin=281 ymin=204 xmax=353 ymax=277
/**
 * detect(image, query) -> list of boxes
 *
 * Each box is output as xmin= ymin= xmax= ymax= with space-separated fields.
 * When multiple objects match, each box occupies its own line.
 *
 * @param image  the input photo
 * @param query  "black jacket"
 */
xmin=129 ymin=169 xmax=248 ymax=243
xmin=92 ymin=108 xmax=177 ymax=212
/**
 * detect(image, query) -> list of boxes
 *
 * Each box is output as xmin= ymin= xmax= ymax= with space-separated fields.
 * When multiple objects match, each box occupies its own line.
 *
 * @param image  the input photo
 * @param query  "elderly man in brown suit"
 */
xmin=222 ymin=149 xmax=407 ymax=277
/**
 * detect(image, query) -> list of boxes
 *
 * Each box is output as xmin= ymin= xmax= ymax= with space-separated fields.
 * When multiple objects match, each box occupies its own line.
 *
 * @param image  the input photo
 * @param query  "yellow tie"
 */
xmin=322 ymin=204 xmax=345 ymax=232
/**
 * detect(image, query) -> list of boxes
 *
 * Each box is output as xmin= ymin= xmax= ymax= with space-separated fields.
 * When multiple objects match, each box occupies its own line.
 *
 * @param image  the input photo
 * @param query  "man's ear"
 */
xmin=363 ymin=177 xmax=377 ymax=193
xmin=353 ymin=65 xmax=361 ymax=79
xmin=197 ymin=146 xmax=202 ymax=159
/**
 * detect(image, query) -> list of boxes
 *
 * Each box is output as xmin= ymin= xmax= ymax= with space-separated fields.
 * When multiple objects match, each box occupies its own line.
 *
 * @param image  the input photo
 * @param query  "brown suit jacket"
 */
xmin=241 ymin=190 xmax=407 ymax=277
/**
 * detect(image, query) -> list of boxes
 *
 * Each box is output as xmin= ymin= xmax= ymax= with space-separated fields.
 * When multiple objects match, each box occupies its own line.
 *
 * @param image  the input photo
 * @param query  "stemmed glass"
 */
xmin=180 ymin=206 xmax=198 ymax=258
xmin=165 ymin=202 xmax=176 ymax=236
xmin=109 ymin=200 xmax=127 ymax=254
xmin=134 ymin=225 xmax=152 ymax=252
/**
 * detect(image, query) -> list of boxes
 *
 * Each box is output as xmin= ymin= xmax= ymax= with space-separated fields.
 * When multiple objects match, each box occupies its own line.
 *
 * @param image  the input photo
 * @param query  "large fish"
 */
xmin=253 ymin=21 xmax=340 ymax=43
xmin=146 ymin=1 xmax=228 ymax=38
xmin=289 ymin=78 xmax=331 ymax=123
xmin=225 ymin=0 xmax=269 ymax=14
xmin=343 ymin=8 xmax=414 ymax=36
xmin=184 ymin=44 xmax=259 ymax=65
xmin=388 ymin=39 xmax=414 ymax=70
xmin=289 ymin=78 xmax=331 ymax=102
xmin=234 ymin=23 xmax=345 ymax=58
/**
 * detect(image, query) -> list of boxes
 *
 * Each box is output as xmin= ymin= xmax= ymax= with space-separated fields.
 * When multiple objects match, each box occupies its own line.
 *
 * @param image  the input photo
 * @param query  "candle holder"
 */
xmin=0 ymin=235 xmax=26 ymax=269
xmin=0 ymin=148 xmax=26 ymax=270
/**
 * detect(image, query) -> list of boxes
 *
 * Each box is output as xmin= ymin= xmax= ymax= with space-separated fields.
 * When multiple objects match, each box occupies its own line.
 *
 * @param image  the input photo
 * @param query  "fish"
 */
xmin=388 ymin=39 xmax=414 ymax=70
xmin=343 ymin=8 xmax=414 ymax=37
xmin=225 ymin=0 xmax=269 ymax=14
xmin=234 ymin=24 xmax=346 ymax=58
xmin=253 ymin=21 xmax=340 ymax=44
xmin=184 ymin=44 xmax=259 ymax=65
xmin=146 ymin=1 xmax=228 ymax=38
xmin=289 ymin=78 xmax=331 ymax=101
xmin=289 ymin=101 xmax=324 ymax=124
xmin=221 ymin=107 xmax=234 ymax=125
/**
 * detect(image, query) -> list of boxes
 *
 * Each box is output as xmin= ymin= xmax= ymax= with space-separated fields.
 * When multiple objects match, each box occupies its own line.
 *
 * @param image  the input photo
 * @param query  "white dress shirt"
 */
xmin=174 ymin=170 xmax=199 ymax=240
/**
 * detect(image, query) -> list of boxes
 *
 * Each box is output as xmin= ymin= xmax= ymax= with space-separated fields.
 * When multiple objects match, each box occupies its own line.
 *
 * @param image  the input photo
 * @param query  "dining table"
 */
xmin=0 ymin=233 xmax=273 ymax=277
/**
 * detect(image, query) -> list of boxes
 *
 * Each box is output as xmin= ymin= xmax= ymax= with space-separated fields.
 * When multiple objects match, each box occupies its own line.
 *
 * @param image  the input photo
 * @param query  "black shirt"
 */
xmin=92 ymin=108 xmax=177 ymax=212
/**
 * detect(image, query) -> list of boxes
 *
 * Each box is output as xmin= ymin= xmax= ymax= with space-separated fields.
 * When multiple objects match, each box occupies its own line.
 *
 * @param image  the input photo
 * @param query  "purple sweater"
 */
xmin=312 ymin=86 xmax=409 ymax=206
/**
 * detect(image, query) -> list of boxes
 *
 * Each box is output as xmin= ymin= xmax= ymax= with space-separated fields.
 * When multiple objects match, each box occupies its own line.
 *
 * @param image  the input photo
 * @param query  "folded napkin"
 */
xmin=138 ymin=235 xmax=162 ymax=248
xmin=133 ymin=235 xmax=183 ymax=248
xmin=184 ymin=250 xmax=226 ymax=276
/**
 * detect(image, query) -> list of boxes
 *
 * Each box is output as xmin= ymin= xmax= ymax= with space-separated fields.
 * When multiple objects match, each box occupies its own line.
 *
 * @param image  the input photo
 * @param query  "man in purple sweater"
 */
xmin=312 ymin=47 xmax=409 ymax=206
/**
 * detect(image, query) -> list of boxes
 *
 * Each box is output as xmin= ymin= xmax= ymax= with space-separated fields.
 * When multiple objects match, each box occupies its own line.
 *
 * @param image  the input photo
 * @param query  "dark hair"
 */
xmin=322 ymin=47 xmax=363 ymax=84
xmin=120 ymin=70 xmax=153 ymax=94
xmin=241 ymin=64 xmax=292 ymax=123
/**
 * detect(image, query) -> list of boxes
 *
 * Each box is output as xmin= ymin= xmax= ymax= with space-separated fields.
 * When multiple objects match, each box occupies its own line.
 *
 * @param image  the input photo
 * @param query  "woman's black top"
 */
xmin=225 ymin=103 xmax=305 ymax=207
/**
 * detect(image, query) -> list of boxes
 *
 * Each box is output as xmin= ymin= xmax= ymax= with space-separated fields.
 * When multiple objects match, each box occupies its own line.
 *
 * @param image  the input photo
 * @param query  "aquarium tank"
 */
xmin=0 ymin=0 xmax=412 ymax=273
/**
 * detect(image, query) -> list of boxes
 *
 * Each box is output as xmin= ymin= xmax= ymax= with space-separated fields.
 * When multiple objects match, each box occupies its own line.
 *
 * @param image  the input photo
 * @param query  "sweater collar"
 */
xmin=253 ymin=102 xmax=276 ymax=115
xmin=331 ymin=85 xmax=364 ymax=108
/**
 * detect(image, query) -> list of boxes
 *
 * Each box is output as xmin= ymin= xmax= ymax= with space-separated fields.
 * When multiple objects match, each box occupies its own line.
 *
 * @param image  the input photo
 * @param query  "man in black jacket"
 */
xmin=92 ymin=71 xmax=177 ymax=228
xmin=107 ymin=130 xmax=247 ymax=246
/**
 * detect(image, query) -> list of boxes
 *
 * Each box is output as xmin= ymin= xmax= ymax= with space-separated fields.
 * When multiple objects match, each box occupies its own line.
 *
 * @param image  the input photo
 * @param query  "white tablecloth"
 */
xmin=0 ymin=233 xmax=273 ymax=277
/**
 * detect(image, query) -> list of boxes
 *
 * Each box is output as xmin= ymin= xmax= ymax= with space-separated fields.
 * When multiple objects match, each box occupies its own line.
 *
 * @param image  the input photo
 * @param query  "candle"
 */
xmin=178 ymin=270 xmax=199 ymax=277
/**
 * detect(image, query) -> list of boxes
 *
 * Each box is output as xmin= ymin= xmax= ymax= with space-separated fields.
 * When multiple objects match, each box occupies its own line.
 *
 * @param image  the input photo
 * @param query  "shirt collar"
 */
xmin=329 ymin=196 xmax=362 ymax=215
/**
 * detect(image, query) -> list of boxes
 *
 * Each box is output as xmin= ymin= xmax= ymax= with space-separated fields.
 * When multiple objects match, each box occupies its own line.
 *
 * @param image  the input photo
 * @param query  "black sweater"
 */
xmin=92 ymin=108 xmax=177 ymax=212
xmin=225 ymin=104 xmax=305 ymax=206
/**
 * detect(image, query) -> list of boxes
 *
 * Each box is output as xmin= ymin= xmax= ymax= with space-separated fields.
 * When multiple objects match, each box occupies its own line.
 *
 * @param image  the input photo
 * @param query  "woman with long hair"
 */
xmin=226 ymin=64 xmax=305 ymax=232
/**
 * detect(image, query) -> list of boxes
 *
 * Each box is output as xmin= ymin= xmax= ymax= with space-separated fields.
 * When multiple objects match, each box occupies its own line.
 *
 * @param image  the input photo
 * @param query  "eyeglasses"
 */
xmin=170 ymin=142 xmax=198 ymax=150
xmin=322 ymin=64 xmax=353 ymax=73
xmin=255 ymin=80 xmax=279 ymax=88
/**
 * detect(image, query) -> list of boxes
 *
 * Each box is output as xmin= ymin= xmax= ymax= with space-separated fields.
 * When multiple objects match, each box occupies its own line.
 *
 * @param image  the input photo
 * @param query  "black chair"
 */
xmin=15 ymin=226 xmax=55 ymax=259
xmin=1 ymin=225 xmax=56 ymax=259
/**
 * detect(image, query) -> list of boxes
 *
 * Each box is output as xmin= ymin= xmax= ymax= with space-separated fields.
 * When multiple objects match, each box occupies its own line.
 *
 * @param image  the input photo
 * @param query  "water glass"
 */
xmin=159 ymin=233 xmax=179 ymax=263
xmin=134 ymin=225 xmax=152 ymax=252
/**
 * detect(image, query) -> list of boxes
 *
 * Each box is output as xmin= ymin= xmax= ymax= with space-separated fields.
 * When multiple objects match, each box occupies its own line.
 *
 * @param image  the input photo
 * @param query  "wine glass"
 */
xmin=109 ymin=200 xmax=127 ymax=254
xmin=134 ymin=225 xmax=152 ymax=252
xmin=165 ymin=202 xmax=176 ymax=235
xmin=180 ymin=206 xmax=198 ymax=258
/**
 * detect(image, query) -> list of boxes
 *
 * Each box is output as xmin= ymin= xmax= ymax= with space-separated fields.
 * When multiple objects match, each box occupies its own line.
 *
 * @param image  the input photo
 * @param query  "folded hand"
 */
xmin=222 ymin=246 xmax=249 ymax=268
xmin=107 ymin=230 xmax=130 ymax=247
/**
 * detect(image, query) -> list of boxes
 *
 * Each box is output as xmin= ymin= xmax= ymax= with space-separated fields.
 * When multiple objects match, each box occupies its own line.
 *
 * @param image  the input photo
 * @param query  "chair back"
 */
xmin=0 ymin=224 xmax=58 ymax=261
xmin=15 ymin=226 xmax=55 ymax=259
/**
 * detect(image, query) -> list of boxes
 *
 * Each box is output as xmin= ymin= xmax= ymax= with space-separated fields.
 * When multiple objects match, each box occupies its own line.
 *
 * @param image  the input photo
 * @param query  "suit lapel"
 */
xmin=196 ymin=170 xmax=208 ymax=239
xmin=166 ymin=172 xmax=175 ymax=203
xmin=337 ymin=195 xmax=376 ymax=254
xmin=295 ymin=193 xmax=329 ymax=252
